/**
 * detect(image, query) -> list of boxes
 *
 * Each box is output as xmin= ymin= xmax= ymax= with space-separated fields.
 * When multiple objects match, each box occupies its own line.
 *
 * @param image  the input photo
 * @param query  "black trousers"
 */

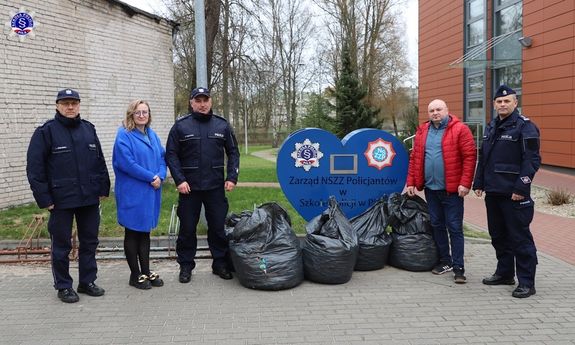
xmin=48 ymin=204 xmax=100 ymax=290
xmin=485 ymin=195 xmax=538 ymax=287
xmin=176 ymin=188 xmax=229 ymax=270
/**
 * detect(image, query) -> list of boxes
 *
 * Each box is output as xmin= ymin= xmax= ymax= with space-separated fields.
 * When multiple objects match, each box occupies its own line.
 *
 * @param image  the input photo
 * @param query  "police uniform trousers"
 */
xmin=48 ymin=204 xmax=100 ymax=290
xmin=484 ymin=194 xmax=538 ymax=287
xmin=176 ymin=188 xmax=229 ymax=271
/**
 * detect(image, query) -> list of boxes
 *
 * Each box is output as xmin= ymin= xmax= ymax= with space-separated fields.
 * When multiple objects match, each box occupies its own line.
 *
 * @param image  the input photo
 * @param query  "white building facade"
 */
xmin=0 ymin=0 xmax=177 ymax=209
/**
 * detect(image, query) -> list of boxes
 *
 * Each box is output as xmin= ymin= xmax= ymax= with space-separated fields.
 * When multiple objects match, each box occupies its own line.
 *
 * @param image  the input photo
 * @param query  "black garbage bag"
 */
xmin=386 ymin=193 xmax=438 ymax=271
xmin=302 ymin=196 xmax=358 ymax=284
xmin=387 ymin=193 xmax=431 ymax=235
xmin=225 ymin=203 xmax=303 ymax=290
xmin=350 ymin=198 xmax=392 ymax=271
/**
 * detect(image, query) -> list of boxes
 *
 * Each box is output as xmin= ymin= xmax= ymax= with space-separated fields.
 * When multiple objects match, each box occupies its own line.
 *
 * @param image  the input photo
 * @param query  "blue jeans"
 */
xmin=424 ymin=189 xmax=465 ymax=269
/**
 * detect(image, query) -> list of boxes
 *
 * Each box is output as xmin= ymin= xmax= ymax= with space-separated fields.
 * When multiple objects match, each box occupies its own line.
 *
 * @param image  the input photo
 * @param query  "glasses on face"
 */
xmin=133 ymin=110 xmax=149 ymax=117
xmin=58 ymin=100 xmax=80 ymax=107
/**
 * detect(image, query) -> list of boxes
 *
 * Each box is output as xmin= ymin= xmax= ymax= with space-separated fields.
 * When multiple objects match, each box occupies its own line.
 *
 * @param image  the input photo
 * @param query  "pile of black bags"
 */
xmin=225 ymin=192 xmax=438 ymax=289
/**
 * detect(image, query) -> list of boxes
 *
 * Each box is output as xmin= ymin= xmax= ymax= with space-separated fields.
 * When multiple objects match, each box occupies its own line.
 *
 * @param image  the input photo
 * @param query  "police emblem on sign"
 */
xmin=364 ymin=138 xmax=396 ymax=170
xmin=291 ymin=139 xmax=323 ymax=172
xmin=5 ymin=8 xmax=39 ymax=41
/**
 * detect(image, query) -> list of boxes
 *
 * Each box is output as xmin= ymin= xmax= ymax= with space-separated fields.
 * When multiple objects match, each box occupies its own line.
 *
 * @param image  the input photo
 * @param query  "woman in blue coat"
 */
xmin=113 ymin=100 xmax=167 ymax=289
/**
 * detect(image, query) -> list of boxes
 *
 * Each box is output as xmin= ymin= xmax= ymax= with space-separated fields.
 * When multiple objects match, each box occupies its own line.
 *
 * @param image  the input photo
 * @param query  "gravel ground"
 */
xmin=531 ymin=185 xmax=575 ymax=218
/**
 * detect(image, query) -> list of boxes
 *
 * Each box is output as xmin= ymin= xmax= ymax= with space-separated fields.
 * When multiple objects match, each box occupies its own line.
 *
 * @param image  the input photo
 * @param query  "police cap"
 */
xmin=494 ymin=85 xmax=516 ymax=100
xmin=190 ymin=87 xmax=210 ymax=99
xmin=56 ymin=89 xmax=81 ymax=102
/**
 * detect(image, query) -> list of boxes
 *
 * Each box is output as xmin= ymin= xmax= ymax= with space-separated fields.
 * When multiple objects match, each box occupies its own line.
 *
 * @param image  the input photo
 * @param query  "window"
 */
xmin=495 ymin=3 xmax=522 ymax=35
xmin=493 ymin=0 xmax=522 ymax=98
xmin=466 ymin=73 xmax=486 ymax=123
xmin=469 ymin=0 xmax=483 ymax=19
xmin=464 ymin=0 xmax=486 ymax=124
xmin=468 ymin=20 xmax=484 ymax=47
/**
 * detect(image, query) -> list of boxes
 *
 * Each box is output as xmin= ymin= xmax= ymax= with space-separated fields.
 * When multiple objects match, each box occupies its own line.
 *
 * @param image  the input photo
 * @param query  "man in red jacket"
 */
xmin=405 ymin=99 xmax=477 ymax=283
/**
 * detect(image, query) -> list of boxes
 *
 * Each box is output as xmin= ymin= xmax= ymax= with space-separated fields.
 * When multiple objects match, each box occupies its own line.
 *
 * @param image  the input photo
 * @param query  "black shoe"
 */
xmin=453 ymin=267 xmax=467 ymax=284
xmin=77 ymin=282 xmax=105 ymax=296
xmin=512 ymin=285 xmax=536 ymax=298
xmin=212 ymin=267 xmax=233 ymax=280
xmin=129 ymin=274 xmax=152 ymax=290
xmin=147 ymin=271 xmax=164 ymax=287
xmin=179 ymin=268 xmax=192 ymax=283
xmin=482 ymin=274 xmax=515 ymax=285
xmin=57 ymin=288 xmax=79 ymax=303
xmin=431 ymin=262 xmax=453 ymax=275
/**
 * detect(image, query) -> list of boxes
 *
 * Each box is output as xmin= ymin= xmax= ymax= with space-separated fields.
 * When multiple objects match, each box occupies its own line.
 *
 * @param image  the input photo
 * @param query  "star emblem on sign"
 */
xmin=364 ymin=138 xmax=395 ymax=170
xmin=291 ymin=139 xmax=323 ymax=172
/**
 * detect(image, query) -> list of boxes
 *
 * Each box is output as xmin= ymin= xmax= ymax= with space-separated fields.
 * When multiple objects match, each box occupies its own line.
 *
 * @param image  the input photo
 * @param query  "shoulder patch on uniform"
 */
xmin=176 ymin=114 xmax=192 ymax=121
xmin=520 ymin=176 xmax=532 ymax=184
xmin=81 ymin=119 xmax=95 ymax=127
xmin=212 ymin=114 xmax=228 ymax=122
xmin=38 ymin=118 xmax=54 ymax=127
xmin=519 ymin=115 xmax=530 ymax=121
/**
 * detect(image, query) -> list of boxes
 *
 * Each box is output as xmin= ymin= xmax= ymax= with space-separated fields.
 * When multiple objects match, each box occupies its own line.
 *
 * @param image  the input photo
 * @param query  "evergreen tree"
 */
xmin=301 ymin=93 xmax=336 ymax=133
xmin=333 ymin=42 xmax=381 ymax=138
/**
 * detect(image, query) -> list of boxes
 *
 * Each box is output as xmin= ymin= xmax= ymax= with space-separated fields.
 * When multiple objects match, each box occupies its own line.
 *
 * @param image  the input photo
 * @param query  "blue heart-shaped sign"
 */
xmin=277 ymin=128 xmax=409 ymax=221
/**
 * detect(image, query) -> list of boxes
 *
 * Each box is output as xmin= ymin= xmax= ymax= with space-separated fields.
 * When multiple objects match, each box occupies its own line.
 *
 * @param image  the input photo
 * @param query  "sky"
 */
xmin=120 ymin=0 xmax=418 ymax=85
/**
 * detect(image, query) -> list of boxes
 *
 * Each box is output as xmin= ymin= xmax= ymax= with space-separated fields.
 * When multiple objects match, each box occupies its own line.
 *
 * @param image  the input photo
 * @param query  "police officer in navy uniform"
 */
xmin=473 ymin=85 xmax=541 ymax=298
xmin=26 ymin=89 xmax=110 ymax=303
xmin=166 ymin=87 xmax=240 ymax=283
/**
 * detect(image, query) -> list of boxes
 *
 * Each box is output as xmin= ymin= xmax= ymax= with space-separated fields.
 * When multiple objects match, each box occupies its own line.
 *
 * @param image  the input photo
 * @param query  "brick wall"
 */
xmin=0 ymin=0 xmax=175 ymax=209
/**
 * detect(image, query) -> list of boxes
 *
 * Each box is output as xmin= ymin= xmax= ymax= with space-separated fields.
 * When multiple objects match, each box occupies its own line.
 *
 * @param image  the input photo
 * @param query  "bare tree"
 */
xmin=163 ymin=0 xmax=412 ymax=142
xmin=315 ymin=0 xmax=407 ymax=117
xmin=164 ymin=1 xmax=196 ymax=116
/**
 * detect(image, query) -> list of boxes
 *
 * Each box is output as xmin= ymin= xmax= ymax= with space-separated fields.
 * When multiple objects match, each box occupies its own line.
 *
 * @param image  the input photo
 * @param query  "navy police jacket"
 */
xmin=165 ymin=111 xmax=240 ymax=191
xmin=473 ymin=109 xmax=541 ymax=197
xmin=26 ymin=112 xmax=111 ymax=209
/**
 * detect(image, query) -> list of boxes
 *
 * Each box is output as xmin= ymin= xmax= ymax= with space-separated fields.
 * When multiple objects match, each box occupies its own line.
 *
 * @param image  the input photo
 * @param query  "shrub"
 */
xmin=546 ymin=189 xmax=573 ymax=206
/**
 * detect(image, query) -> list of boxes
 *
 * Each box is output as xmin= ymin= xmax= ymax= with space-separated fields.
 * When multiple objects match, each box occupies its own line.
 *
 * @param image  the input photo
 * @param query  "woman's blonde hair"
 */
xmin=123 ymin=99 xmax=152 ymax=131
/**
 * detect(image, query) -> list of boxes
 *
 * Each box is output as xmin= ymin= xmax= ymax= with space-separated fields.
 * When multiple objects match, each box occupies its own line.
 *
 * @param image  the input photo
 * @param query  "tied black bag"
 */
xmin=350 ymin=198 xmax=392 ymax=271
xmin=387 ymin=193 xmax=438 ymax=271
xmin=225 ymin=203 xmax=303 ymax=290
xmin=302 ymin=196 xmax=358 ymax=284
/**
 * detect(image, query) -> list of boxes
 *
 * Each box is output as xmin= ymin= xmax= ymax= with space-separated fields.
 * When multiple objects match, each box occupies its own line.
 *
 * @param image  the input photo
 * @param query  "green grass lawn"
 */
xmin=0 ymin=144 xmax=488 ymax=240
xmin=238 ymin=146 xmax=278 ymax=182
xmin=0 ymin=145 xmax=307 ymax=240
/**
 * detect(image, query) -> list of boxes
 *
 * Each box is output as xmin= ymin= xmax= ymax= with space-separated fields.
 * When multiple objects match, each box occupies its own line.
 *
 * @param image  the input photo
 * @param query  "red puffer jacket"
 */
xmin=406 ymin=115 xmax=477 ymax=193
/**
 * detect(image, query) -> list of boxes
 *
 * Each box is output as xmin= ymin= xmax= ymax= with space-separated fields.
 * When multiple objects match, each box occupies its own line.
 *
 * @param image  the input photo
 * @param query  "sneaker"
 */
xmin=57 ymin=288 xmax=79 ymax=303
xmin=453 ymin=267 xmax=467 ymax=284
xmin=431 ymin=263 xmax=453 ymax=275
